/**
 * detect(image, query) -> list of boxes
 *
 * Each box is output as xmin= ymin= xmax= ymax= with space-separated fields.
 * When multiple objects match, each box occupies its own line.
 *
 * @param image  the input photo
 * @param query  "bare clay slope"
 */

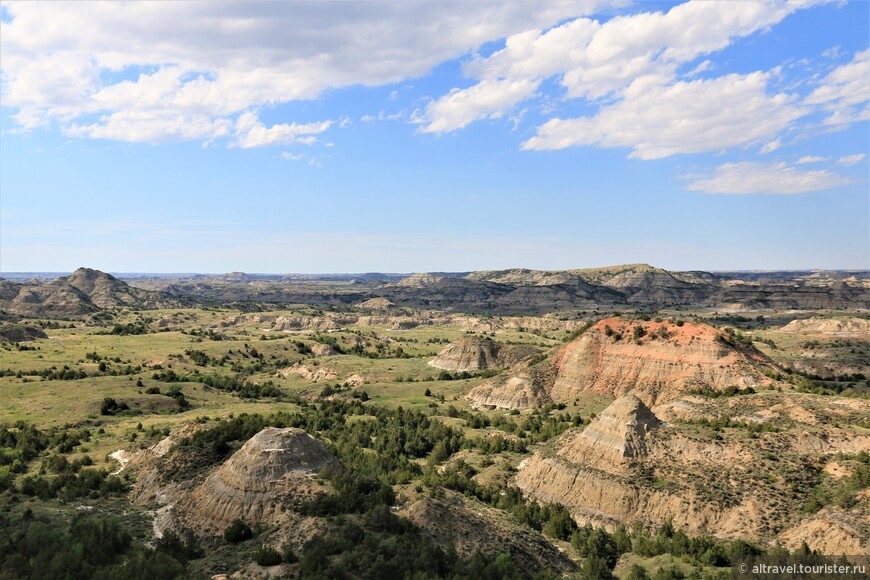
xmin=467 ymin=317 xmax=778 ymax=411
xmin=131 ymin=427 xmax=338 ymax=538
xmin=516 ymin=396 xmax=870 ymax=553
xmin=550 ymin=318 xmax=777 ymax=407
xmin=429 ymin=336 xmax=539 ymax=371
xmin=179 ymin=427 xmax=338 ymax=532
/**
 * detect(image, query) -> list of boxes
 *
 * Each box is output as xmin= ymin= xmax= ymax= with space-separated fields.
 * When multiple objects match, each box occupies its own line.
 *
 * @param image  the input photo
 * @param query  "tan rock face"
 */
xmin=515 ymin=395 xmax=870 ymax=552
xmin=180 ymin=427 xmax=338 ymax=532
xmin=356 ymin=297 xmax=395 ymax=310
xmin=777 ymin=316 xmax=870 ymax=336
xmin=430 ymin=336 xmax=502 ymax=371
xmin=778 ymin=510 xmax=869 ymax=557
xmin=549 ymin=318 xmax=776 ymax=407
xmin=310 ymin=343 xmax=337 ymax=357
xmin=430 ymin=336 xmax=539 ymax=372
xmin=277 ymin=363 xmax=338 ymax=382
xmin=558 ymin=395 xmax=661 ymax=474
xmin=130 ymin=427 xmax=338 ymax=542
xmin=467 ymin=376 xmax=550 ymax=410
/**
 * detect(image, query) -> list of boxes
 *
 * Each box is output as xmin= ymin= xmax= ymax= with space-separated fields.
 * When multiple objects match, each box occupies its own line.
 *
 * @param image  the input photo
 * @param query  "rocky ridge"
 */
xmin=548 ymin=318 xmax=778 ymax=407
xmin=0 ymin=268 xmax=186 ymax=317
xmin=467 ymin=317 xmax=779 ymax=410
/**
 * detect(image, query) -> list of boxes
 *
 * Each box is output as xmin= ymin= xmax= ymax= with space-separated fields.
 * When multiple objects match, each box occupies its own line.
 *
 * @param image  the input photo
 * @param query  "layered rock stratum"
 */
xmin=778 ymin=316 xmax=870 ymax=336
xmin=429 ymin=336 xmax=538 ymax=371
xmin=548 ymin=318 xmax=777 ymax=407
xmin=467 ymin=317 xmax=778 ymax=410
xmin=515 ymin=395 xmax=870 ymax=553
xmin=179 ymin=427 xmax=338 ymax=532
xmin=130 ymin=427 xmax=338 ymax=539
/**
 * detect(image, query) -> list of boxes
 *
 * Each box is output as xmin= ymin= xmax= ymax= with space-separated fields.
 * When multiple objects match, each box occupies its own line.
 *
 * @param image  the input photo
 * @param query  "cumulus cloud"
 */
xmin=436 ymin=0 xmax=803 ymax=132
xmin=837 ymin=153 xmax=867 ymax=166
xmin=0 ymin=1 xmax=593 ymax=144
xmin=686 ymin=162 xmax=849 ymax=194
xmin=419 ymin=78 xmax=540 ymax=134
xmin=522 ymin=73 xmax=804 ymax=159
xmin=234 ymin=112 xmax=331 ymax=148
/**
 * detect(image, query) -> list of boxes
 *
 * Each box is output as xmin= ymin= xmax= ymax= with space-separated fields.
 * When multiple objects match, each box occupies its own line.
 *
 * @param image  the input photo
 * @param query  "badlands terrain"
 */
xmin=0 ymin=266 xmax=868 ymax=579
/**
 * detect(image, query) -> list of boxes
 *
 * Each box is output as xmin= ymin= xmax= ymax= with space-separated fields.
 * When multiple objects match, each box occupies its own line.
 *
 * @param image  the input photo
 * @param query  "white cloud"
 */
xmin=280 ymin=152 xmax=305 ymax=161
xmin=685 ymin=59 xmax=713 ymax=77
xmin=360 ymin=111 xmax=405 ymax=123
xmin=0 ymin=1 xmax=594 ymax=144
xmin=796 ymin=155 xmax=829 ymax=164
xmin=419 ymin=78 xmax=540 ymax=134
xmin=522 ymin=73 xmax=805 ymax=159
xmin=686 ymin=161 xmax=849 ymax=194
xmin=805 ymin=49 xmax=870 ymax=126
xmin=233 ymin=112 xmax=331 ymax=148
xmin=760 ymin=139 xmax=781 ymax=154
xmin=429 ymin=0 xmax=815 ymax=145
xmin=837 ymin=153 xmax=867 ymax=166
xmin=463 ymin=1 xmax=800 ymax=102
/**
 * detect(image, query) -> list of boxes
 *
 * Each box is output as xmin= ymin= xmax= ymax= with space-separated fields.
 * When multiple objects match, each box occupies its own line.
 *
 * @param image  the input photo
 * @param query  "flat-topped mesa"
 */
xmin=777 ymin=316 xmax=870 ymax=336
xmin=558 ymin=395 xmax=662 ymax=473
xmin=549 ymin=317 xmax=776 ymax=407
xmin=180 ymin=427 xmax=338 ymax=531
xmin=395 ymin=273 xmax=445 ymax=287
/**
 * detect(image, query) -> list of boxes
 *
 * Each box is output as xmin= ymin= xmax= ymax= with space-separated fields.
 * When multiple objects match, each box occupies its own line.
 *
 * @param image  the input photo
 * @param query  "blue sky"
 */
xmin=1 ymin=0 xmax=868 ymax=273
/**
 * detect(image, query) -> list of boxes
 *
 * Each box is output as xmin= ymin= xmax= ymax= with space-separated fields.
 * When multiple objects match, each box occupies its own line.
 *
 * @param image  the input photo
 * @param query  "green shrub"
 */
xmin=223 ymin=519 xmax=253 ymax=544
xmin=254 ymin=545 xmax=282 ymax=566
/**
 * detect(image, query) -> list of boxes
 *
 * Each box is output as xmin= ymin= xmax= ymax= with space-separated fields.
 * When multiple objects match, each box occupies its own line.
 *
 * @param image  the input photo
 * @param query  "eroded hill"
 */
xmin=516 ymin=395 xmax=870 ymax=554
xmin=468 ymin=317 xmax=779 ymax=410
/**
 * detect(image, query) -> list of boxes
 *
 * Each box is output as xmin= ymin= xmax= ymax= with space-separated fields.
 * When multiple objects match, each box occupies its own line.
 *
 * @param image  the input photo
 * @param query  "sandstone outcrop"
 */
xmin=430 ymin=336 xmax=506 ymax=371
xmin=548 ymin=318 xmax=777 ymax=407
xmin=515 ymin=395 xmax=870 ymax=551
xmin=0 ymin=268 xmax=186 ymax=317
xmin=778 ymin=509 xmax=869 ymax=557
xmin=429 ymin=336 xmax=539 ymax=372
xmin=466 ymin=376 xmax=551 ymax=410
xmin=777 ymin=316 xmax=870 ymax=336
xmin=310 ymin=343 xmax=338 ymax=356
xmin=271 ymin=316 xmax=344 ymax=332
xmin=356 ymin=297 xmax=395 ymax=310
xmin=130 ymin=426 xmax=338 ymax=540
xmin=277 ymin=363 xmax=338 ymax=382
xmin=468 ymin=318 xmax=779 ymax=411
xmin=555 ymin=395 xmax=661 ymax=474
